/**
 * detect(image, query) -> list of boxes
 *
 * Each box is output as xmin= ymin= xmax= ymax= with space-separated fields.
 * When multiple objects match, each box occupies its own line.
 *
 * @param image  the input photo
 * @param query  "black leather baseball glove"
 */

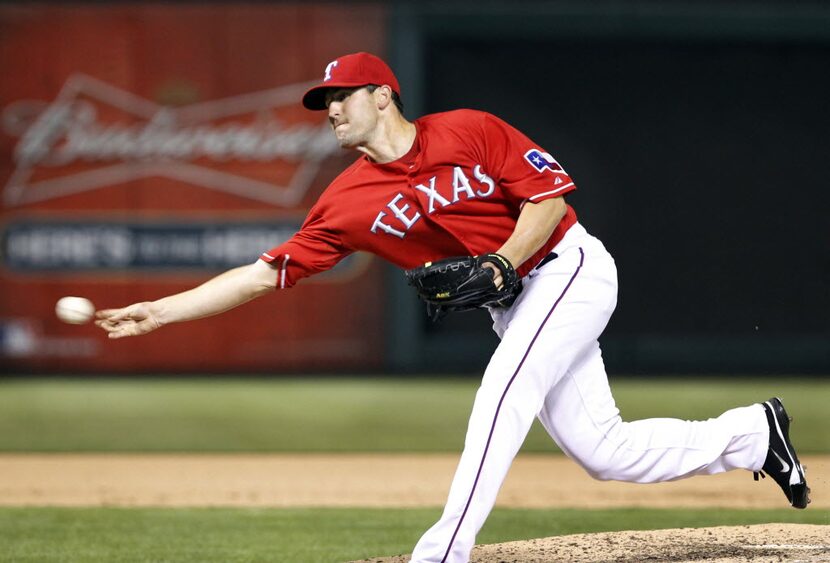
xmin=405 ymin=253 xmax=521 ymax=321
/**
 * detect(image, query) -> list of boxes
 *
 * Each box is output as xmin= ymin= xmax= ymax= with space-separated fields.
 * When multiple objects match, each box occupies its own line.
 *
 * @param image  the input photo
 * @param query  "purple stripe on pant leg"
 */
xmin=440 ymin=248 xmax=585 ymax=562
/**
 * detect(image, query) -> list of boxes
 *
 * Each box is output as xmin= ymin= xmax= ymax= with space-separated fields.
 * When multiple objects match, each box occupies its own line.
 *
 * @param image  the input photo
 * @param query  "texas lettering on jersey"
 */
xmin=261 ymin=109 xmax=578 ymax=288
xmin=370 ymin=164 xmax=496 ymax=239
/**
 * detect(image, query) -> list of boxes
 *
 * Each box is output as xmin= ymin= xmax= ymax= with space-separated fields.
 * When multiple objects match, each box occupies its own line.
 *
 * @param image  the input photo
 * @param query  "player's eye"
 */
xmin=326 ymin=89 xmax=353 ymax=106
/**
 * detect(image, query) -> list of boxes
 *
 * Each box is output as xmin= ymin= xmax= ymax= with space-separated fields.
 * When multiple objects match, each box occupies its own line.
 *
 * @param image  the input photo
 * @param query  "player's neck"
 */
xmin=357 ymin=115 xmax=417 ymax=164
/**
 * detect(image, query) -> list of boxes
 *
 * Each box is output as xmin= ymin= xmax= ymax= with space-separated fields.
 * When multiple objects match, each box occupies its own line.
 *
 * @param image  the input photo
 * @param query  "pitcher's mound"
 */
xmin=357 ymin=523 xmax=829 ymax=562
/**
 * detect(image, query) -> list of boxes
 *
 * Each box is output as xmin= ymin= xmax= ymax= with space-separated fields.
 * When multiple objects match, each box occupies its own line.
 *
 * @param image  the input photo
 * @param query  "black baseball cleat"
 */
xmin=753 ymin=397 xmax=810 ymax=509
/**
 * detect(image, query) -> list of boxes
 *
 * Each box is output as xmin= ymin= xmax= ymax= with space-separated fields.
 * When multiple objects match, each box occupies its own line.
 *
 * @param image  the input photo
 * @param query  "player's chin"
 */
xmin=334 ymin=129 xmax=359 ymax=148
xmin=335 ymin=135 xmax=358 ymax=149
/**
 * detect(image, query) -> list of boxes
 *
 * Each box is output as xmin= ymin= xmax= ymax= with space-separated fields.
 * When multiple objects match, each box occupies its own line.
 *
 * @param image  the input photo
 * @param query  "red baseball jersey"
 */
xmin=261 ymin=109 xmax=577 ymax=288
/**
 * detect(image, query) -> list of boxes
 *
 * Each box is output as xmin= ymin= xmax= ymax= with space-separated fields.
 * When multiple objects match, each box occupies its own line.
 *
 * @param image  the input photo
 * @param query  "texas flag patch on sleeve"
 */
xmin=524 ymin=149 xmax=564 ymax=173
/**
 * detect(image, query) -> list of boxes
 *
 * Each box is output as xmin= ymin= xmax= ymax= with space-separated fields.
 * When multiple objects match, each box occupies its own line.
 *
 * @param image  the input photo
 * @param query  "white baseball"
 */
xmin=55 ymin=296 xmax=95 ymax=325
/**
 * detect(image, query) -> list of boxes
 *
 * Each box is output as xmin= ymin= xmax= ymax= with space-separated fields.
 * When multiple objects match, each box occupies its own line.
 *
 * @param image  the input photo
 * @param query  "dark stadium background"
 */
xmin=0 ymin=1 xmax=827 ymax=375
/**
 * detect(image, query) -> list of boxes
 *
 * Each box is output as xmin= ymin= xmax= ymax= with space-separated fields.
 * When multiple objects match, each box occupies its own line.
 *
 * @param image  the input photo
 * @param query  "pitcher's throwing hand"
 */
xmin=96 ymin=303 xmax=161 ymax=339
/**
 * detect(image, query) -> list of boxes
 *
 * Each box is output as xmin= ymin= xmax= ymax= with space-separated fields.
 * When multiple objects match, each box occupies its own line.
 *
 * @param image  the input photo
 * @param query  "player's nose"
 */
xmin=328 ymin=102 xmax=341 ymax=122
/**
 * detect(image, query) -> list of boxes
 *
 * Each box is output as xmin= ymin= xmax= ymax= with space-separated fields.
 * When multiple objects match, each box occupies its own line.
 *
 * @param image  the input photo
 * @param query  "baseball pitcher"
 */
xmin=96 ymin=52 xmax=810 ymax=563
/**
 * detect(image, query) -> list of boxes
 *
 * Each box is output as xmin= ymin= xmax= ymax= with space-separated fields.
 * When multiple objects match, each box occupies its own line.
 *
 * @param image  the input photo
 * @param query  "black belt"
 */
xmin=535 ymin=251 xmax=558 ymax=270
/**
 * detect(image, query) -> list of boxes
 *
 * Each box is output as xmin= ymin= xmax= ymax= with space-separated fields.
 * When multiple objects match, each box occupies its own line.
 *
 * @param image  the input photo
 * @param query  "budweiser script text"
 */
xmin=3 ymin=100 xmax=341 ymax=166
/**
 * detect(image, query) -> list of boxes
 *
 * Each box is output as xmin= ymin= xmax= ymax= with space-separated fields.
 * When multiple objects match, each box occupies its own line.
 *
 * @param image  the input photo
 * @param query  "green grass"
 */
xmin=0 ymin=377 xmax=828 ymax=452
xmin=0 ymin=506 xmax=827 ymax=562
xmin=1 ymin=378 xmax=828 ymax=562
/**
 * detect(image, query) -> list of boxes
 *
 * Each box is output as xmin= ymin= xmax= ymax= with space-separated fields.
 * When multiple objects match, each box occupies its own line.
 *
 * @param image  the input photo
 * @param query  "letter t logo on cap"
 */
xmin=324 ymin=60 xmax=338 ymax=81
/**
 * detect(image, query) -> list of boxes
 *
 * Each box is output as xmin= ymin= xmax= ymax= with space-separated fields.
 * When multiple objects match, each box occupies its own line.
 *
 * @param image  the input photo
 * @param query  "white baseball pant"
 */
xmin=410 ymin=222 xmax=770 ymax=563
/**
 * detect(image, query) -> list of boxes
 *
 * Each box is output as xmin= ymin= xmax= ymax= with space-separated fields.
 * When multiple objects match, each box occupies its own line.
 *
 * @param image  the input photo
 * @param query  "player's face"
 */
xmin=325 ymin=87 xmax=379 ymax=149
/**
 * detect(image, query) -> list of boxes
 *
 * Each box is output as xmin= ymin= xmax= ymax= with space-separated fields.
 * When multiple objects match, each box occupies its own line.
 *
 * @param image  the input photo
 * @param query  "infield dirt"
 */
xmin=1 ymin=453 xmax=827 ymax=562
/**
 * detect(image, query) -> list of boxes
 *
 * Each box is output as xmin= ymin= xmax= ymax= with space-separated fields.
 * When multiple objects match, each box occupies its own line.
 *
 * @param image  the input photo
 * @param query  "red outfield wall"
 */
xmin=0 ymin=4 xmax=388 ymax=372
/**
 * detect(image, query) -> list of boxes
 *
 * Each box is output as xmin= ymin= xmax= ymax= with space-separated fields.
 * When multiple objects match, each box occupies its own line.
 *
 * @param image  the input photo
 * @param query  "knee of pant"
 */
xmin=566 ymin=430 xmax=632 ymax=481
xmin=571 ymin=455 xmax=618 ymax=481
xmin=583 ymin=465 xmax=618 ymax=482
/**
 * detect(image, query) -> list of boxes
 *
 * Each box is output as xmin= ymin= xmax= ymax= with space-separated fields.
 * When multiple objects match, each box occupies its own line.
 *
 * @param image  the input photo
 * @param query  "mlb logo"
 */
xmin=524 ymin=149 xmax=563 ymax=173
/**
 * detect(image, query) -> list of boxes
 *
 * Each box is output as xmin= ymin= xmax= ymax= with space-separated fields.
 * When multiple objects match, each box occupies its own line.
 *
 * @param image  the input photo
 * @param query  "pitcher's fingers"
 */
xmin=109 ymin=310 xmax=136 ymax=323
xmin=109 ymin=319 xmax=156 ymax=339
xmin=97 ymin=321 xmax=124 ymax=333
xmin=107 ymin=325 xmax=138 ymax=339
xmin=96 ymin=308 xmax=127 ymax=321
xmin=480 ymin=262 xmax=503 ymax=288
xmin=97 ymin=318 xmax=134 ymax=333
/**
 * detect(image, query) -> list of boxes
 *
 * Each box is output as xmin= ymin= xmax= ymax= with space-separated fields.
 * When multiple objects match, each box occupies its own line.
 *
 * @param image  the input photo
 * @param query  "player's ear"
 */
xmin=374 ymin=85 xmax=393 ymax=111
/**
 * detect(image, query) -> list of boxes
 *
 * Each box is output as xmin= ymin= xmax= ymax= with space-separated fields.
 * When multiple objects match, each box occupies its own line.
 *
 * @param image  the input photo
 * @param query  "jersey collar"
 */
xmin=367 ymin=121 xmax=421 ymax=173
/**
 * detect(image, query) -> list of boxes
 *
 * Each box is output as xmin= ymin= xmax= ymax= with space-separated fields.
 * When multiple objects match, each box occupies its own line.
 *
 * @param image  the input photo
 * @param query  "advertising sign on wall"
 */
xmin=0 ymin=5 xmax=388 ymax=372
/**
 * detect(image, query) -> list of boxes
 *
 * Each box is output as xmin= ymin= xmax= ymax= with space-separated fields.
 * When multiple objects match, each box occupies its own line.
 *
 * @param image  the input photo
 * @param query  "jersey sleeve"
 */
xmin=260 ymin=206 xmax=351 ymax=289
xmin=481 ymin=112 xmax=576 ymax=204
